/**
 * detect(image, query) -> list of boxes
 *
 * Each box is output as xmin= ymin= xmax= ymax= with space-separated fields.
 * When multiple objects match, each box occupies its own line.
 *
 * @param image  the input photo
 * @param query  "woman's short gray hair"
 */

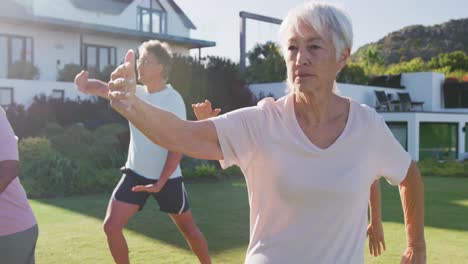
xmin=278 ymin=1 xmax=353 ymax=60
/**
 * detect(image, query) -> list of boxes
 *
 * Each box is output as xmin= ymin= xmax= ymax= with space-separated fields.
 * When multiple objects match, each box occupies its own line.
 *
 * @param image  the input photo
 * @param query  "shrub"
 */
xmin=57 ymin=63 xmax=83 ymax=82
xmin=418 ymin=158 xmax=467 ymax=178
xmin=18 ymin=137 xmax=77 ymax=197
xmin=183 ymin=163 xmax=219 ymax=181
xmin=18 ymin=123 xmax=127 ymax=197
xmin=221 ymin=165 xmax=244 ymax=178
xmin=7 ymin=60 xmax=40 ymax=80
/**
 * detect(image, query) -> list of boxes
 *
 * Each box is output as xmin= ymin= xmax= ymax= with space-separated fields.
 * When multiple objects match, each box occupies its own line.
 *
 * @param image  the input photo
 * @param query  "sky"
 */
xmin=176 ymin=0 xmax=468 ymax=62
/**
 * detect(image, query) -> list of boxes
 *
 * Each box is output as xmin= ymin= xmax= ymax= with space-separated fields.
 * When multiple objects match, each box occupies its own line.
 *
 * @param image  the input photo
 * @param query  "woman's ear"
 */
xmin=337 ymin=48 xmax=351 ymax=70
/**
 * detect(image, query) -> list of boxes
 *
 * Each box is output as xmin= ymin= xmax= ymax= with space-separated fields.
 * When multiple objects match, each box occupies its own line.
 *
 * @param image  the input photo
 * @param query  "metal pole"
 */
xmin=240 ymin=16 xmax=246 ymax=73
xmin=238 ymin=11 xmax=282 ymax=74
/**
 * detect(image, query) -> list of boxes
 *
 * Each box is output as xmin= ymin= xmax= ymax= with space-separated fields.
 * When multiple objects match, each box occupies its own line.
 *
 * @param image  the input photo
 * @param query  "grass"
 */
xmin=31 ymin=177 xmax=468 ymax=263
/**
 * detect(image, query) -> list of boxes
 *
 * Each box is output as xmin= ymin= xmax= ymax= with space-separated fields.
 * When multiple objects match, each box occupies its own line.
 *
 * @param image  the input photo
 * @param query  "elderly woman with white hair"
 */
xmin=107 ymin=1 xmax=425 ymax=263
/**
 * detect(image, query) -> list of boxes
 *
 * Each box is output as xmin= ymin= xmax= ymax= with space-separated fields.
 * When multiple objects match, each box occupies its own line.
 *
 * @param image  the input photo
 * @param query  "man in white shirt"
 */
xmin=75 ymin=40 xmax=210 ymax=264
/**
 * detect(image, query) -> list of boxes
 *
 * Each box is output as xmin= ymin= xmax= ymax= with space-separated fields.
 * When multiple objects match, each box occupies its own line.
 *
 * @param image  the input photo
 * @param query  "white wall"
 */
xmin=0 ymin=78 xmax=93 ymax=107
xmin=249 ymin=72 xmax=463 ymax=114
xmin=401 ymin=72 xmax=445 ymax=111
xmin=249 ymin=82 xmax=409 ymax=108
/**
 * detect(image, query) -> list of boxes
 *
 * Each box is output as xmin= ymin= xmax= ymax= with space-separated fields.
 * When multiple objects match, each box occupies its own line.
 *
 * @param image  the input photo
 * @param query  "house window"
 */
xmin=465 ymin=124 xmax=467 ymax=157
xmin=84 ymin=44 xmax=117 ymax=72
xmin=419 ymin=122 xmax=458 ymax=160
xmin=386 ymin=122 xmax=408 ymax=151
xmin=0 ymin=34 xmax=33 ymax=78
xmin=51 ymin=89 xmax=64 ymax=100
xmin=0 ymin=87 xmax=14 ymax=107
xmin=138 ymin=2 xmax=167 ymax=34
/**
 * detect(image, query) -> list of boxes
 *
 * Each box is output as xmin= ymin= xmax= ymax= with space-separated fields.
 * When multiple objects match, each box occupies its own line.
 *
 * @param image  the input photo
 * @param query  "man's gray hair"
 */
xmin=138 ymin=40 xmax=173 ymax=82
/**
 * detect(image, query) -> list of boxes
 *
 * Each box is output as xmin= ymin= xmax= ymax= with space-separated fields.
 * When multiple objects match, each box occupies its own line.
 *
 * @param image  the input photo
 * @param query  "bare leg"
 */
xmin=170 ymin=210 xmax=211 ymax=264
xmin=103 ymin=199 xmax=140 ymax=264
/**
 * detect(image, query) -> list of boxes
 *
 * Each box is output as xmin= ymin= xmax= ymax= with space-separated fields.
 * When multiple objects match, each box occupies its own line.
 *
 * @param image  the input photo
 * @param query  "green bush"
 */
xmin=18 ymin=122 xmax=127 ymax=197
xmin=7 ymin=60 xmax=40 ymax=80
xmin=57 ymin=63 xmax=83 ymax=82
xmin=221 ymin=165 xmax=244 ymax=178
xmin=19 ymin=137 xmax=77 ymax=197
xmin=183 ymin=163 xmax=219 ymax=180
xmin=418 ymin=158 xmax=467 ymax=177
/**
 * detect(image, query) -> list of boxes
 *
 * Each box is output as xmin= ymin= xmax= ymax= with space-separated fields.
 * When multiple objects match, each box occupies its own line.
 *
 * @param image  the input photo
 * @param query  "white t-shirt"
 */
xmin=125 ymin=84 xmax=186 ymax=180
xmin=211 ymin=94 xmax=411 ymax=264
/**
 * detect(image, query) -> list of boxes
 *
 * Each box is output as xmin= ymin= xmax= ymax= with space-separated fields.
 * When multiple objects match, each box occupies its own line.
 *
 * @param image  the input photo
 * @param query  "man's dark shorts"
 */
xmin=111 ymin=168 xmax=190 ymax=214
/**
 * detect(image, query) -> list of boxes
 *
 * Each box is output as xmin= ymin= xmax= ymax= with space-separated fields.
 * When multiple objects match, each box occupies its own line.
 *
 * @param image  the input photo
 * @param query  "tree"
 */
xmin=337 ymin=63 xmax=368 ymax=84
xmin=385 ymin=57 xmax=427 ymax=74
xmin=245 ymin=41 xmax=286 ymax=83
xmin=428 ymin=51 xmax=468 ymax=72
xmin=360 ymin=46 xmax=386 ymax=67
xmin=169 ymin=55 xmax=254 ymax=120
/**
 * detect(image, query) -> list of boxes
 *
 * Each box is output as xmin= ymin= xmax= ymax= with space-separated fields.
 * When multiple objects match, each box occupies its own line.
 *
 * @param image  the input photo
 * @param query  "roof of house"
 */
xmin=166 ymin=0 xmax=196 ymax=30
xmin=69 ymin=0 xmax=133 ymax=15
xmin=0 ymin=0 xmax=214 ymax=49
xmin=68 ymin=0 xmax=197 ymax=29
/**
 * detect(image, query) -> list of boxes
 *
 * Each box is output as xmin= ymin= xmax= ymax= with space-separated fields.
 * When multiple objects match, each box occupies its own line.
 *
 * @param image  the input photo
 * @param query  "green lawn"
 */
xmin=31 ymin=177 xmax=468 ymax=263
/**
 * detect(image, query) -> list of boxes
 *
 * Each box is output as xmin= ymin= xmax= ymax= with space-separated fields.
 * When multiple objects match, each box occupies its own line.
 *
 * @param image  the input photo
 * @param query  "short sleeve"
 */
xmin=373 ymin=115 xmax=411 ymax=185
xmin=0 ymin=107 xmax=19 ymax=161
xmin=211 ymin=106 xmax=263 ymax=169
xmin=164 ymin=93 xmax=186 ymax=121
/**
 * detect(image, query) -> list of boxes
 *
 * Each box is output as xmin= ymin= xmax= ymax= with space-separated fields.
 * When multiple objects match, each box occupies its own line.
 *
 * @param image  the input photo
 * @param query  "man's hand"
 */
xmin=192 ymin=100 xmax=221 ymax=120
xmin=108 ymin=50 xmax=138 ymax=114
xmin=400 ymin=246 xmax=426 ymax=264
xmin=74 ymin=70 xmax=89 ymax=93
xmin=367 ymin=221 xmax=386 ymax=257
xmin=74 ymin=70 xmax=109 ymax=98
xmin=132 ymin=182 xmax=164 ymax=193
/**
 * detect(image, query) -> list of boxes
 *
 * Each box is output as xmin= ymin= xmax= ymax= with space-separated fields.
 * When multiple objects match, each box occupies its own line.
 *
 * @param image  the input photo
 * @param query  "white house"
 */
xmin=0 ymin=0 xmax=215 ymax=106
xmin=249 ymin=72 xmax=468 ymax=161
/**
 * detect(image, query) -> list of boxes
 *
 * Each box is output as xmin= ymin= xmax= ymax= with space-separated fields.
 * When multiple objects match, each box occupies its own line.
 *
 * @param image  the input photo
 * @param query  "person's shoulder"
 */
xmin=348 ymin=98 xmax=384 ymax=127
xmin=257 ymin=95 xmax=289 ymax=111
xmin=164 ymin=85 xmax=185 ymax=102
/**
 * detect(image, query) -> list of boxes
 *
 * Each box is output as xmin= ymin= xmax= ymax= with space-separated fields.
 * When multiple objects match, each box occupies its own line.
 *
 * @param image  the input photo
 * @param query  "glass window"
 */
xmin=0 ymin=87 xmax=13 ymax=106
xmin=84 ymin=44 xmax=117 ymax=76
xmin=465 ymin=123 xmax=468 ymax=157
xmin=11 ymin=37 xmax=25 ymax=64
xmin=0 ymin=34 xmax=33 ymax=78
xmin=25 ymin=38 xmax=33 ymax=62
xmin=386 ymin=122 xmax=408 ymax=150
xmin=51 ymin=89 xmax=64 ymax=100
xmin=86 ymin=46 xmax=97 ymax=69
xmin=110 ymin=48 xmax=116 ymax=68
xmin=151 ymin=12 xmax=161 ymax=33
xmin=420 ymin=122 xmax=458 ymax=160
xmin=99 ymin=47 xmax=109 ymax=71
xmin=138 ymin=7 xmax=166 ymax=34
xmin=0 ymin=36 xmax=7 ymax=78
xmin=141 ymin=9 xmax=151 ymax=32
